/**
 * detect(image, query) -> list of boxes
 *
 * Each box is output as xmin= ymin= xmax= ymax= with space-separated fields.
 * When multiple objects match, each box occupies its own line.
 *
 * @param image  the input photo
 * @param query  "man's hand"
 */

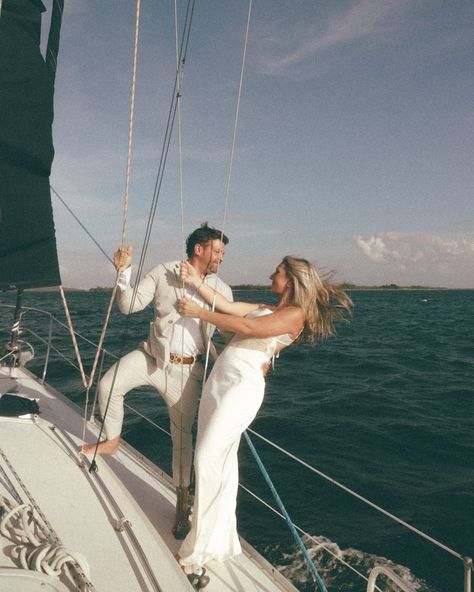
xmin=180 ymin=260 xmax=201 ymax=287
xmin=114 ymin=246 xmax=132 ymax=272
xmin=178 ymin=298 xmax=202 ymax=318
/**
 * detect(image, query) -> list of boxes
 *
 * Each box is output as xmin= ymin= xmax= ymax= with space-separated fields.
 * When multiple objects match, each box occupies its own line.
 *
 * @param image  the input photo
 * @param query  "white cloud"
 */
xmin=256 ymin=0 xmax=411 ymax=76
xmin=356 ymin=235 xmax=400 ymax=263
xmin=355 ymin=232 xmax=474 ymax=278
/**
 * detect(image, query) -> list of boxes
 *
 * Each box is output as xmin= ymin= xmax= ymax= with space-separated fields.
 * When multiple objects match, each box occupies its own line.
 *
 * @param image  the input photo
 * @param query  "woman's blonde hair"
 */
xmin=281 ymin=256 xmax=353 ymax=343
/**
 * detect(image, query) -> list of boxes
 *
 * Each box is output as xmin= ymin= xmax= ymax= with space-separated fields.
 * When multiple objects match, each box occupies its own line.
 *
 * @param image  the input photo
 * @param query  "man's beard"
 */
xmin=207 ymin=262 xmax=219 ymax=274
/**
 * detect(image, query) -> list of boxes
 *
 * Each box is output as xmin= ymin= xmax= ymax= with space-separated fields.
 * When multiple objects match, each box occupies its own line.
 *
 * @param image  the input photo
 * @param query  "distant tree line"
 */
xmin=86 ymin=283 xmax=448 ymax=292
xmin=24 ymin=283 xmax=450 ymax=293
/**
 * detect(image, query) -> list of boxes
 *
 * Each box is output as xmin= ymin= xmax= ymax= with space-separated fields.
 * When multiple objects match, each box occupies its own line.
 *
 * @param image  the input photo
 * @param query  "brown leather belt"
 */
xmin=169 ymin=353 xmax=200 ymax=365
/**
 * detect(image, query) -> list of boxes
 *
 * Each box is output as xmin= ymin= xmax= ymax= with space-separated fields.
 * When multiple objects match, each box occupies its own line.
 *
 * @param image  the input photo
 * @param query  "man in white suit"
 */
xmin=82 ymin=223 xmax=232 ymax=538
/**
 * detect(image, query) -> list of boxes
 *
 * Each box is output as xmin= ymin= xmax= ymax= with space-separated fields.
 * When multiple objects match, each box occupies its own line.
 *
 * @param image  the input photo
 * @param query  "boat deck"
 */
xmin=0 ymin=366 xmax=297 ymax=591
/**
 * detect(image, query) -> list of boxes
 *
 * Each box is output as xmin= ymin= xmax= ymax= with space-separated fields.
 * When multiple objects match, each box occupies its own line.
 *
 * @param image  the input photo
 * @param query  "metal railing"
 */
xmin=1 ymin=303 xmax=472 ymax=592
xmin=366 ymin=567 xmax=416 ymax=592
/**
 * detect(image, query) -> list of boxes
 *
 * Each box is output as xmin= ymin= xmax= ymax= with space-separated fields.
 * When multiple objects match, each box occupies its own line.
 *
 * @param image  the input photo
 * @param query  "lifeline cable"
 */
xmin=247 ymin=427 xmax=471 ymax=564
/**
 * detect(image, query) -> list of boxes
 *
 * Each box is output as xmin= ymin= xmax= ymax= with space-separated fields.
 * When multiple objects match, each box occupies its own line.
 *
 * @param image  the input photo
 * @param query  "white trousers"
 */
xmin=179 ymin=346 xmax=267 ymax=567
xmin=98 ymin=348 xmax=204 ymax=487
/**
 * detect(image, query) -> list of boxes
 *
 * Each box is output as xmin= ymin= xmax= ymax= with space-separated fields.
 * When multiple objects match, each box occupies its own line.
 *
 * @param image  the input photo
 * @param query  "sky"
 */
xmin=42 ymin=0 xmax=473 ymax=289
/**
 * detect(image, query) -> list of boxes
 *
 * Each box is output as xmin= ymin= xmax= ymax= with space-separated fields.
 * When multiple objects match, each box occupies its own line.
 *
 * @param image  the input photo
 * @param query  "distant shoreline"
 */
xmin=18 ymin=284 xmax=473 ymax=293
xmin=231 ymin=284 xmax=453 ymax=291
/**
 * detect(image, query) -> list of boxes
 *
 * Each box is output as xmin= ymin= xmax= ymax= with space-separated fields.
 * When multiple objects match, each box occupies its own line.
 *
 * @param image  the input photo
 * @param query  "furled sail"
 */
xmin=0 ymin=0 xmax=63 ymax=290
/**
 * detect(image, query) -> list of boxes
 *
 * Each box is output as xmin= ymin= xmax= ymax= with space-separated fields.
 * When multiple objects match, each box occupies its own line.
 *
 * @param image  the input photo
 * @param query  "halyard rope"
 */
xmin=84 ymin=0 xmax=142 ymax=451
xmin=0 ymin=497 xmax=92 ymax=589
xmin=0 ymin=446 xmax=95 ymax=590
xmin=121 ymin=0 xmax=142 ymax=250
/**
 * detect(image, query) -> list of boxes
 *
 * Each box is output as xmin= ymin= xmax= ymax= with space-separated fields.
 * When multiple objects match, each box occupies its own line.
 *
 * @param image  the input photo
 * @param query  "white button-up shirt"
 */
xmin=118 ymin=267 xmax=206 ymax=357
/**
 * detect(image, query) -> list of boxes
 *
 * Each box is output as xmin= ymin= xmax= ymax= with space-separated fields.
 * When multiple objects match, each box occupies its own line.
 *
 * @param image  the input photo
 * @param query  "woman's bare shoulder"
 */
xmin=278 ymin=304 xmax=304 ymax=317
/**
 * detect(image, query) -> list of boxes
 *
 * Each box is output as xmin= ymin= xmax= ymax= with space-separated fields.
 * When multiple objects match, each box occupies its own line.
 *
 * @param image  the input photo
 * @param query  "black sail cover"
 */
xmin=0 ymin=0 xmax=63 ymax=290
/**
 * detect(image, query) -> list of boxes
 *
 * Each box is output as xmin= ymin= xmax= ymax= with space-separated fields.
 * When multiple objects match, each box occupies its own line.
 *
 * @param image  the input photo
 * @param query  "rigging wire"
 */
xmin=129 ymin=0 xmax=196 ymax=313
xmin=51 ymin=186 xmax=113 ymax=265
xmin=174 ymin=0 xmax=187 ymax=265
xmin=173 ymin=0 xmax=188 ymax=494
xmin=220 ymin=0 xmax=253 ymax=242
xmin=201 ymin=0 xmax=254 ymax=390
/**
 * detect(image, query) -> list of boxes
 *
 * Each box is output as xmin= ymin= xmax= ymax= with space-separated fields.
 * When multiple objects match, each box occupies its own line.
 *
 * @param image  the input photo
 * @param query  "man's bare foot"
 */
xmin=80 ymin=436 xmax=120 ymax=455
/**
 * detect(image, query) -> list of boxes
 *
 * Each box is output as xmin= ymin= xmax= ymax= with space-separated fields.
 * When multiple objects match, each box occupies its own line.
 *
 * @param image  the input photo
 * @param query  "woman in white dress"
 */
xmin=176 ymin=256 xmax=352 ymax=585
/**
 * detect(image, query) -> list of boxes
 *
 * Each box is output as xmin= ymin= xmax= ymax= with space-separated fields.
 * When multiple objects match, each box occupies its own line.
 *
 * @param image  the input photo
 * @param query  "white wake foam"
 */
xmin=274 ymin=534 xmax=435 ymax=592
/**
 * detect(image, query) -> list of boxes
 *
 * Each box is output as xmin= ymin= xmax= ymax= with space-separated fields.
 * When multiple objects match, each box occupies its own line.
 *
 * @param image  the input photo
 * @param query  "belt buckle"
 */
xmin=171 ymin=353 xmax=184 ymax=364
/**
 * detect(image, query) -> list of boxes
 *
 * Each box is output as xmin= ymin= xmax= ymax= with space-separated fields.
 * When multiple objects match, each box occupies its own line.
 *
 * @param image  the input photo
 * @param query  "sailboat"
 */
xmin=1 ymin=2 xmax=471 ymax=592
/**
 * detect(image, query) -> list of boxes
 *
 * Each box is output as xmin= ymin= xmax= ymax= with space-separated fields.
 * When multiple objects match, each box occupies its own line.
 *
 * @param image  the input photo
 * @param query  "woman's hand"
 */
xmin=179 ymin=298 xmax=202 ymax=318
xmin=180 ymin=260 xmax=201 ymax=287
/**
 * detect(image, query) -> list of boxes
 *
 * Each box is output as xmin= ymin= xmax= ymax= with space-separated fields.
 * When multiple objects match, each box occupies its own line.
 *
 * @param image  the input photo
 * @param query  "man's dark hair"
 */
xmin=186 ymin=222 xmax=229 ymax=258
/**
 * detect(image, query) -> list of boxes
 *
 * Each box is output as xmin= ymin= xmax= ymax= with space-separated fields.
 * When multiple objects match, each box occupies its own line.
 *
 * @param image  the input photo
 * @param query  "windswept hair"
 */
xmin=282 ymin=256 xmax=353 ymax=344
xmin=186 ymin=222 xmax=229 ymax=258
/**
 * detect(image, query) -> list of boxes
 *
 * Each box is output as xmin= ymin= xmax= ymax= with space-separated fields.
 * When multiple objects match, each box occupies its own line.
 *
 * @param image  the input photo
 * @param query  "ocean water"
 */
xmin=0 ymin=289 xmax=473 ymax=592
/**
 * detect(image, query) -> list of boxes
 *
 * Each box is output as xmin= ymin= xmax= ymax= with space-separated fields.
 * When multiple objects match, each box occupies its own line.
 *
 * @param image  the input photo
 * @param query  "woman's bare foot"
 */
xmin=80 ymin=436 xmax=121 ymax=455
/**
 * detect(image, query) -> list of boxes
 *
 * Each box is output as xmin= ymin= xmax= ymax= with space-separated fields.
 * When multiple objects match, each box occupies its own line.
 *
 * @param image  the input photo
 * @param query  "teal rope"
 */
xmin=243 ymin=431 xmax=328 ymax=592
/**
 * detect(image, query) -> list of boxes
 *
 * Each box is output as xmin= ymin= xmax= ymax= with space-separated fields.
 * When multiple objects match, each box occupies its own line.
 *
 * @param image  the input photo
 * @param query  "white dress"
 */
xmin=179 ymin=308 xmax=295 ymax=569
